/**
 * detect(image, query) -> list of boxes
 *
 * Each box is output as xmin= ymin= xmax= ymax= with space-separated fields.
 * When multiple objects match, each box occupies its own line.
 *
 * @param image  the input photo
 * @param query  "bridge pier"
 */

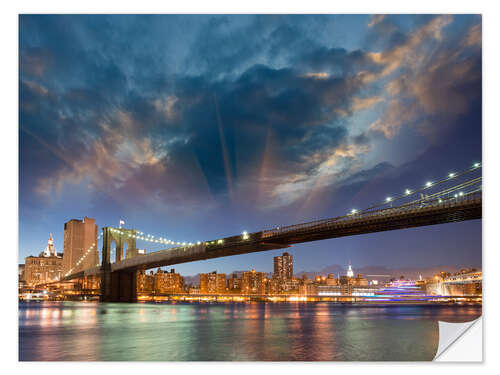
xmin=100 ymin=269 xmax=138 ymax=302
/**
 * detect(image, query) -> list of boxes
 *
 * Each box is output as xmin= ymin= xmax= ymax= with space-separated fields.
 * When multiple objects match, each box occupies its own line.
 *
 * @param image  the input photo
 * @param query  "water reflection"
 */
xmin=19 ymin=301 xmax=481 ymax=361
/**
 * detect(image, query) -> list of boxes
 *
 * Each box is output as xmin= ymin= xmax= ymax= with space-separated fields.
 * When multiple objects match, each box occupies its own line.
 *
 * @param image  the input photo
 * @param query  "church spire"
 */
xmin=43 ymin=233 xmax=57 ymax=257
xmin=347 ymin=261 xmax=354 ymax=278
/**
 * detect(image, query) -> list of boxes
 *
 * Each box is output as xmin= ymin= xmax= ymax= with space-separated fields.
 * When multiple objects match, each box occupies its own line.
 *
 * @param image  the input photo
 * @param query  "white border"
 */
xmin=4 ymin=0 xmax=498 ymax=373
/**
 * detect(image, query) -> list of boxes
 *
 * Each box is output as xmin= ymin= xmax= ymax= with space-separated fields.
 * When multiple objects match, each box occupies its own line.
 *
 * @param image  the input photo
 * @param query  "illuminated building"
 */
xmin=299 ymin=283 xmax=317 ymax=296
xmin=137 ymin=270 xmax=154 ymax=293
xmin=154 ymin=268 xmax=185 ymax=294
xmin=200 ymin=271 xmax=226 ymax=294
xmin=18 ymin=264 xmax=25 ymax=287
xmin=339 ymin=275 xmax=350 ymax=286
xmin=24 ymin=234 xmax=63 ymax=286
xmin=62 ymin=217 xmax=98 ymax=275
xmin=189 ymin=286 xmax=201 ymax=294
xmin=241 ymin=269 xmax=266 ymax=294
xmin=267 ymin=277 xmax=281 ymax=294
xmin=281 ymin=278 xmax=300 ymax=293
xmin=274 ymin=252 xmax=293 ymax=280
xmin=326 ymin=274 xmax=338 ymax=286
xmin=227 ymin=273 xmax=241 ymax=293
xmin=352 ymin=274 xmax=368 ymax=287
xmin=347 ymin=263 xmax=354 ymax=278
xmin=425 ymin=270 xmax=482 ymax=296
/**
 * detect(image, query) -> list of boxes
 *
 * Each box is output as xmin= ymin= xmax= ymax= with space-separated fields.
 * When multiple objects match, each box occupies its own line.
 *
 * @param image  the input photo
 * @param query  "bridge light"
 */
xmin=454 ymin=194 xmax=458 ymax=198
xmin=449 ymin=173 xmax=455 ymax=178
xmin=439 ymin=199 xmax=442 ymax=203
xmin=459 ymin=191 xmax=464 ymax=196
xmin=426 ymin=181 xmax=433 ymax=187
xmin=405 ymin=189 xmax=411 ymax=195
xmin=351 ymin=209 xmax=357 ymax=214
xmin=473 ymin=163 xmax=480 ymax=168
xmin=242 ymin=231 xmax=249 ymax=240
xmin=197 ymin=241 xmax=201 ymax=245
xmin=386 ymin=197 xmax=392 ymax=202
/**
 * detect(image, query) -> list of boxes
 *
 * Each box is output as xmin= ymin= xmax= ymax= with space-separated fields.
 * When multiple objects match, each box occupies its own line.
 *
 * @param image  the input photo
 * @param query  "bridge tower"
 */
xmin=100 ymin=226 xmax=140 ymax=302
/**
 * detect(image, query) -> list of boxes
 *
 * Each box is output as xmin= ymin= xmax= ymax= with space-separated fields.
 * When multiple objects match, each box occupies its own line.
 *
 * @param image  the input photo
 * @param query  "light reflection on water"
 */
xmin=19 ymin=301 xmax=481 ymax=361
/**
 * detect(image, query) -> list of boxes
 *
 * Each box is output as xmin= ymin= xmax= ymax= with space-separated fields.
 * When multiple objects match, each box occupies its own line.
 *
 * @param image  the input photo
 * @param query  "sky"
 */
xmin=19 ymin=14 xmax=482 ymax=275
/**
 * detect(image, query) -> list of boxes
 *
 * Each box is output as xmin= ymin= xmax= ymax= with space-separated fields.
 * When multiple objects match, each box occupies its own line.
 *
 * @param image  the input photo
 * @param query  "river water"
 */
xmin=19 ymin=301 xmax=481 ymax=361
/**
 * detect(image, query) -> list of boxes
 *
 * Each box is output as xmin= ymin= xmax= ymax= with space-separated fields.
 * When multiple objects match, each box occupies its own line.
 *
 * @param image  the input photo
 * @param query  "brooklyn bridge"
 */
xmin=41 ymin=162 xmax=482 ymax=302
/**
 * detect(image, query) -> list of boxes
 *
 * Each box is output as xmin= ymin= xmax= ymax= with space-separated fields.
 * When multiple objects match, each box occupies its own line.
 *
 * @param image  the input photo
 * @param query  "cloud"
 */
xmin=368 ymin=15 xmax=386 ymax=28
xmin=19 ymin=14 xmax=482 ymax=217
xmin=351 ymin=96 xmax=383 ymax=111
xmin=368 ymin=16 xmax=481 ymax=140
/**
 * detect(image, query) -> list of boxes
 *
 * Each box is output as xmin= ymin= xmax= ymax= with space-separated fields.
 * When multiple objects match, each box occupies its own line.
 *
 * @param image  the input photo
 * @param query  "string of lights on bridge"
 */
xmin=108 ymin=227 xmax=200 ymax=247
xmin=348 ymin=162 xmax=481 ymax=216
xmin=63 ymin=232 xmax=103 ymax=278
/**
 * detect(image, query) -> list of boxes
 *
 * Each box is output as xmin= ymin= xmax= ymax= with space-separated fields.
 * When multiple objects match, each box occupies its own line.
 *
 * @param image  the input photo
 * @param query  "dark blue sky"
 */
xmin=19 ymin=14 xmax=482 ymax=275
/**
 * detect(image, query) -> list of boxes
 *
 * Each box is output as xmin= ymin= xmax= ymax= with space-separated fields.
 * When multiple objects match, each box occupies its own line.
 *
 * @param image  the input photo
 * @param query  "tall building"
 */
xmin=273 ymin=252 xmax=293 ymax=280
xmin=200 ymin=271 xmax=226 ymax=294
xmin=24 ymin=234 xmax=63 ymax=286
xmin=241 ymin=269 xmax=266 ymax=294
xmin=62 ymin=217 xmax=98 ymax=275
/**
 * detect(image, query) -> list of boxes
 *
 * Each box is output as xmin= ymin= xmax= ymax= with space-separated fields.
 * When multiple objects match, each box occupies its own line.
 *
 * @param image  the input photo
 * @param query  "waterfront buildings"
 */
xmin=62 ymin=217 xmax=98 ymax=275
xmin=24 ymin=234 xmax=63 ymax=286
xmin=154 ymin=268 xmax=185 ymax=294
xmin=227 ymin=273 xmax=241 ymax=293
xmin=18 ymin=264 xmax=25 ymax=287
xmin=426 ymin=269 xmax=482 ymax=296
xmin=274 ymin=252 xmax=293 ymax=280
xmin=267 ymin=277 xmax=281 ymax=294
xmin=137 ymin=270 xmax=154 ymax=293
xmin=241 ymin=269 xmax=266 ymax=294
xmin=200 ymin=271 xmax=226 ymax=294
xmin=137 ymin=269 xmax=185 ymax=294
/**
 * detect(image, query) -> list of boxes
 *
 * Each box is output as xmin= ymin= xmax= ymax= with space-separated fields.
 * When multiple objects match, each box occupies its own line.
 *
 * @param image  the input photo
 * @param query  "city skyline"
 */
xmin=21 ymin=228 xmax=481 ymax=283
xmin=19 ymin=15 xmax=482 ymax=276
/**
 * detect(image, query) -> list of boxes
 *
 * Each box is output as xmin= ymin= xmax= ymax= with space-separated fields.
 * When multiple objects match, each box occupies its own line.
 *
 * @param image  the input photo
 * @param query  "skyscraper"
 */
xmin=273 ymin=252 xmax=293 ymax=280
xmin=62 ymin=217 xmax=98 ymax=275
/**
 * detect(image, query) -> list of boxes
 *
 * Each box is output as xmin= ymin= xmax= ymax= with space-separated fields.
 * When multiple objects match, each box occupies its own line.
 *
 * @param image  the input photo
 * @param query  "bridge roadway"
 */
xmin=73 ymin=192 xmax=481 ymax=280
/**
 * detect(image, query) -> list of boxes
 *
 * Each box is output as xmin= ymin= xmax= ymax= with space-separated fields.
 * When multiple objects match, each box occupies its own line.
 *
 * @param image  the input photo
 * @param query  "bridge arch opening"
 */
xmin=110 ymin=240 xmax=117 ymax=263
xmin=122 ymin=242 xmax=128 ymax=261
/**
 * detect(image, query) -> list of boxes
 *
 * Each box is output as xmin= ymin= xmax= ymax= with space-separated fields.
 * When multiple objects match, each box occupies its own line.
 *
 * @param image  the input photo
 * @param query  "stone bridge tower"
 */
xmin=100 ymin=227 xmax=140 ymax=302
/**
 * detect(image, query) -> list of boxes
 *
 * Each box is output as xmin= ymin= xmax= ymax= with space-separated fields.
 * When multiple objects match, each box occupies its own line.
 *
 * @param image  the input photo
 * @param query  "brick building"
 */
xmin=24 ymin=234 xmax=63 ymax=286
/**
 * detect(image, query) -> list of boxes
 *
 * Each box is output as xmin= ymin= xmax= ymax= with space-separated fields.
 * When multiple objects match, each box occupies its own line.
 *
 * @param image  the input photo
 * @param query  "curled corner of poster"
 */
xmin=434 ymin=316 xmax=482 ymax=362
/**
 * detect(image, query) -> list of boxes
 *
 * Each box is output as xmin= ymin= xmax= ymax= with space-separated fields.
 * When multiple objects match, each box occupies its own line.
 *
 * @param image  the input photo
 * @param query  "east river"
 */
xmin=19 ymin=301 xmax=481 ymax=361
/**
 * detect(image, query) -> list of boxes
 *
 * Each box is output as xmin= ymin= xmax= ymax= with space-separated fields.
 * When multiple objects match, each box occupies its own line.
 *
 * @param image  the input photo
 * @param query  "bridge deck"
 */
xmin=67 ymin=193 xmax=480 ymax=278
